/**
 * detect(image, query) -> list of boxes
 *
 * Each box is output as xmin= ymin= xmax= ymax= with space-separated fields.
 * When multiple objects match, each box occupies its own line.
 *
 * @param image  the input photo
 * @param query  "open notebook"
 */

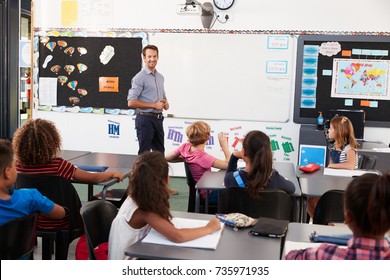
xmin=142 ymin=217 xmax=224 ymax=250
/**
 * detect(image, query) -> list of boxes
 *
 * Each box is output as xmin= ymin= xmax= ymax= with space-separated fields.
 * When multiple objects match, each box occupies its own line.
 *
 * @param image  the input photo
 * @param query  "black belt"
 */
xmin=137 ymin=111 xmax=163 ymax=119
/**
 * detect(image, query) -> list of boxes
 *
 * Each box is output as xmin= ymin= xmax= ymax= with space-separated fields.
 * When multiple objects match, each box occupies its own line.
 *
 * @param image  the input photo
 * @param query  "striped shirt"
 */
xmin=16 ymin=157 xmax=76 ymax=181
xmin=285 ymin=237 xmax=390 ymax=260
xmin=330 ymin=144 xmax=359 ymax=169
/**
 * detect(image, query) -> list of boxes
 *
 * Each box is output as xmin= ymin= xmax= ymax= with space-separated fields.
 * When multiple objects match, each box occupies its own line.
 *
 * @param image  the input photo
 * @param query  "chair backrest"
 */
xmin=80 ymin=200 xmax=118 ymax=260
xmin=358 ymin=154 xmax=377 ymax=170
xmin=313 ymin=190 xmax=345 ymax=225
xmin=15 ymin=174 xmax=83 ymax=234
xmin=184 ymin=162 xmax=197 ymax=212
xmin=218 ymin=188 xmax=293 ymax=221
xmin=0 ymin=213 xmax=37 ymax=260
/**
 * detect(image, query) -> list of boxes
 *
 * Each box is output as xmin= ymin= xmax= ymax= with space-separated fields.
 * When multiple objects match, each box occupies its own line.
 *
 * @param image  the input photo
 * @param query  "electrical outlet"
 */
xmin=176 ymin=4 xmax=201 ymax=15
xmin=217 ymin=12 xmax=234 ymax=22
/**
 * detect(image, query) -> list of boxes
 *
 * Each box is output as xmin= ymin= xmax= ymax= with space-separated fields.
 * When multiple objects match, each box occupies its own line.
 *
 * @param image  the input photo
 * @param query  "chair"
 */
xmin=218 ymin=188 xmax=293 ymax=221
xmin=313 ymin=190 xmax=345 ymax=225
xmin=358 ymin=154 xmax=377 ymax=170
xmin=90 ymin=188 xmax=127 ymax=209
xmin=184 ymin=162 xmax=197 ymax=212
xmin=184 ymin=162 xmax=217 ymax=213
xmin=80 ymin=200 xmax=118 ymax=260
xmin=15 ymin=174 xmax=84 ymax=260
xmin=0 ymin=213 xmax=37 ymax=260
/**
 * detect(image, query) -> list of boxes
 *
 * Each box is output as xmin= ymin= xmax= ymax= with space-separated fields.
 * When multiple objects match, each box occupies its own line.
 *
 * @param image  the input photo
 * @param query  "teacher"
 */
xmin=128 ymin=45 xmax=178 ymax=195
xmin=128 ymin=45 xmax=169 ymax=155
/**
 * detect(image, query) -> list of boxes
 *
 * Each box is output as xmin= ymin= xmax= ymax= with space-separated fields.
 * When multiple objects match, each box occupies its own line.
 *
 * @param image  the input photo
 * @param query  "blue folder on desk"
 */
xmin=76 ymin=165 xmax=108 ymax=172
xmin=310 ymin=232 xmax=352 ymax=245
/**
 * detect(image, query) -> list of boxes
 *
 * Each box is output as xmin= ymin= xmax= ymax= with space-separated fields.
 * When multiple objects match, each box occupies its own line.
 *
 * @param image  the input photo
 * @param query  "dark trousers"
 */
xmin=135 ymin=114 xmax=165 ymax=155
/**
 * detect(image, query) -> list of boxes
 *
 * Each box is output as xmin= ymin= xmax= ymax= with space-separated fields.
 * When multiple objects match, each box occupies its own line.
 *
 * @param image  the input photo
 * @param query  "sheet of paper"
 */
xmin=373 ymin=148 xmax=390 ymax=153
xmin=38 ymin=77 xmax=57 ymax=105
xmin=142 ymin=217 xmax=224 ymax=250
xmin=323 ymin=168 xmax=379 ymax=177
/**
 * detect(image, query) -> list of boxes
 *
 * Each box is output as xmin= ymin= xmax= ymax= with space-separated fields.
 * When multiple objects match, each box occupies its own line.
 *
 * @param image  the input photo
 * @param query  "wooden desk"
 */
xmin=195 ymin=162 xmax=302 ymax=221
xmin=125 ymin=211 xmax=283 ymax=260
xmin=282 ymin=222 xmax=352 ymax=258
xmin=60 ymin=150 xmax=91 ymax=161
xmin=70 ymin=152 xmax=137 ymax=200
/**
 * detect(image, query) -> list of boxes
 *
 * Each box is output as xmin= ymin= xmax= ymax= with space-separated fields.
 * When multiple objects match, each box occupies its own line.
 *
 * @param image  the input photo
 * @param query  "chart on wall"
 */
xmin=294 ymin=35 xmax=390 ymax=127
xmin=38 ymin=36 xmax=142 ymax=109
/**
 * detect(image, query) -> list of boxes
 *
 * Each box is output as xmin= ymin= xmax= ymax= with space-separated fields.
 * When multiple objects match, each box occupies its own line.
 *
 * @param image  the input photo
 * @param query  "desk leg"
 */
xmin=301 ymin=196 xmax=308 ymax=223
xmin=88 ymin=184 xmax=93 ymax=201
xmin=205 ymin=191 xmax=209 ymax=214
xmin=195 ymin=190 xmax=200 ymax=213
xmin=292 ymin=196 xmax=301 ymax=222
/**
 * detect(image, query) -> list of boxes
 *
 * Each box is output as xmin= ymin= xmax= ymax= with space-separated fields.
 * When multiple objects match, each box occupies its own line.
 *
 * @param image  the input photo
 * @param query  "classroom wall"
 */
xmin=33 ymin=0 xmax=390 ymax=176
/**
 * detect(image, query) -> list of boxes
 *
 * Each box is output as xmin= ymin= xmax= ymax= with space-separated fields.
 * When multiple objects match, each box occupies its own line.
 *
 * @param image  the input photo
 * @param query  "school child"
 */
xmin=224 ymin=130 xmax=294 ymax=196
xmin=165 ymin=121 xmax=230 ymax=203
xmin=327 ymin=116 xmax=359 ymax=170
xmin=286 ymin=173 xmax=390 ymax=260
xmin=12 ymin=118 xmax=124 ymax=183
xmin=307 ymin=116 xmax=359 ymax=218
xmin=0 ymin=139 xmax=65 ymax=226
xmin=108 ymin=151 xmax=221 ymax=260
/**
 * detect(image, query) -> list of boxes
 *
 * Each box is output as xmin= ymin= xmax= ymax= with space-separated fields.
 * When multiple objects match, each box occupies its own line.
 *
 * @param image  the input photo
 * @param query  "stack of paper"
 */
xmin=373 ymin=148 xmax=390 ymax=153
xmin=142 ymin=217 xmax=224 ymax=250
xmin=323 ymin=168 xmax=379 ymax=177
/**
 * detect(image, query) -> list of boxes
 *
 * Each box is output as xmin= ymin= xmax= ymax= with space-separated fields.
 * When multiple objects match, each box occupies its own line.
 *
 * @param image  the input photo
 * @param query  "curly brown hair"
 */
xmin=12 ymin=118 xmax=62 ymax=165
xmin=127 ymin=151 xmax=172 ymax=222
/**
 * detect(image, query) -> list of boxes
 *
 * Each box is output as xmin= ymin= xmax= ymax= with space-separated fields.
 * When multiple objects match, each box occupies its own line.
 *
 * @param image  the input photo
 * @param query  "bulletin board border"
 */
xmin=33 ymin=27 xmax=390 ymax=117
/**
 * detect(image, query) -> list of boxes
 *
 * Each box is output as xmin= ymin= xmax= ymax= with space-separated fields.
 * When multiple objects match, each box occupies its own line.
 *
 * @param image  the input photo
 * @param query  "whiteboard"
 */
xmin=150 ymin=33 xmax=295 ymax=122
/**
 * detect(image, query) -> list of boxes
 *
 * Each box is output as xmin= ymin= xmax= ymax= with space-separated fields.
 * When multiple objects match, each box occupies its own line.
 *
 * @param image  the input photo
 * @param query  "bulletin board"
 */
xmin=293 ymin=35 xmax=390 ymax=127
xmin=38 ymin=36 xmax=142 ymax=109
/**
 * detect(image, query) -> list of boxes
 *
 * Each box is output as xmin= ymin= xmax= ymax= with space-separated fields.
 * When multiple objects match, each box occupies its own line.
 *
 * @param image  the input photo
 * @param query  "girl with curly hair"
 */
xmin=108 ymin=151 xmax=221 ymax=260
xmin=12 ymin=118 xmax=123 ymax=183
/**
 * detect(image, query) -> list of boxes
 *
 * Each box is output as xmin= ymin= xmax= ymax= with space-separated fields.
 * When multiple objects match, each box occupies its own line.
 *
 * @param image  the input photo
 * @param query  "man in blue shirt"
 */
xmin=128 ymin=45 xmax=169 ymax=155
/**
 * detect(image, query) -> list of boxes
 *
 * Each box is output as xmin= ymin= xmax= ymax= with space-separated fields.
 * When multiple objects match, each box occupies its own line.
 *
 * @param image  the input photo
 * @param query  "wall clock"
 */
xmin=213 ymin=0 xmax=234 ymax=10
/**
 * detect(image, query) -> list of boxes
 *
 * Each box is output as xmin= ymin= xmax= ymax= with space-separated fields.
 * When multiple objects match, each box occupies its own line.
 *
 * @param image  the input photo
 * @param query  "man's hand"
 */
xmin=154 ymin=99 xmax=165 ymax=110
xmin=160 ymin=98 xmax=169 ymax=110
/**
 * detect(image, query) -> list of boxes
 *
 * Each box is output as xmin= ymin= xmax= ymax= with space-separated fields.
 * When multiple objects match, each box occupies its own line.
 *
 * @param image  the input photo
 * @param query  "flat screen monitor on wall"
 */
xmin=328 ymin=109 xmax=365 ymax=140
xmin=293 ymin=35 xmax=390 ymax=128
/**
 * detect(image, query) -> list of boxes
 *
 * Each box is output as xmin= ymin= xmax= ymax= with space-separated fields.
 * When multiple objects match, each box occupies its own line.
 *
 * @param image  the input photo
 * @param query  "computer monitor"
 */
xmin=328 ymin=109 xmax=365 ymax=140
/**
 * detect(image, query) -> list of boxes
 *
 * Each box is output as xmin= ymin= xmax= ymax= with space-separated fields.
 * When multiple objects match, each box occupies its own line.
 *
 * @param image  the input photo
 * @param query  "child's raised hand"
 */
xmin=206 ymin=217 xmax=222 ymax=233
xmin=218 ymin=132 xmax=228 ymax=148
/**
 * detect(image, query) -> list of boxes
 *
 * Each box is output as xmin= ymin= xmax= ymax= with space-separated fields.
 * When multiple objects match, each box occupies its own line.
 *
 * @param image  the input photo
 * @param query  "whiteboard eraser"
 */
xmin=167 ymin=114 xmax=174 ymax=117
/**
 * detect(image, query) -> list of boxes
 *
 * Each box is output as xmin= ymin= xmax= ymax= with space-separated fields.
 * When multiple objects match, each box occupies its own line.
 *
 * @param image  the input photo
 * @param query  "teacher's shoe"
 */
xmin=168 ymin=188 xmax=179 ymax=196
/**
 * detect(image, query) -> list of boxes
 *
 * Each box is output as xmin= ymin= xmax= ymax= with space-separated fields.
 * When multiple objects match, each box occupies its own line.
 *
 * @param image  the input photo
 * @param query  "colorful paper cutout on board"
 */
xmin=99 ymin=77 xmax=119 ymax=92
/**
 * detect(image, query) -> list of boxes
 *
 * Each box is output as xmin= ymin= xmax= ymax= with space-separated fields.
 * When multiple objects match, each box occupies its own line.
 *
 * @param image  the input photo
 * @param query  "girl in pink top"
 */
xmin=165 ymin=121 xmax=230 ymax=203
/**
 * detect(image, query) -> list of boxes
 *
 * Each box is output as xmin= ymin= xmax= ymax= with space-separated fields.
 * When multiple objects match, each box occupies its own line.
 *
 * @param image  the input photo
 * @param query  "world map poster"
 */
xmin=331 ymin=59 xmax=390 ymax=100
